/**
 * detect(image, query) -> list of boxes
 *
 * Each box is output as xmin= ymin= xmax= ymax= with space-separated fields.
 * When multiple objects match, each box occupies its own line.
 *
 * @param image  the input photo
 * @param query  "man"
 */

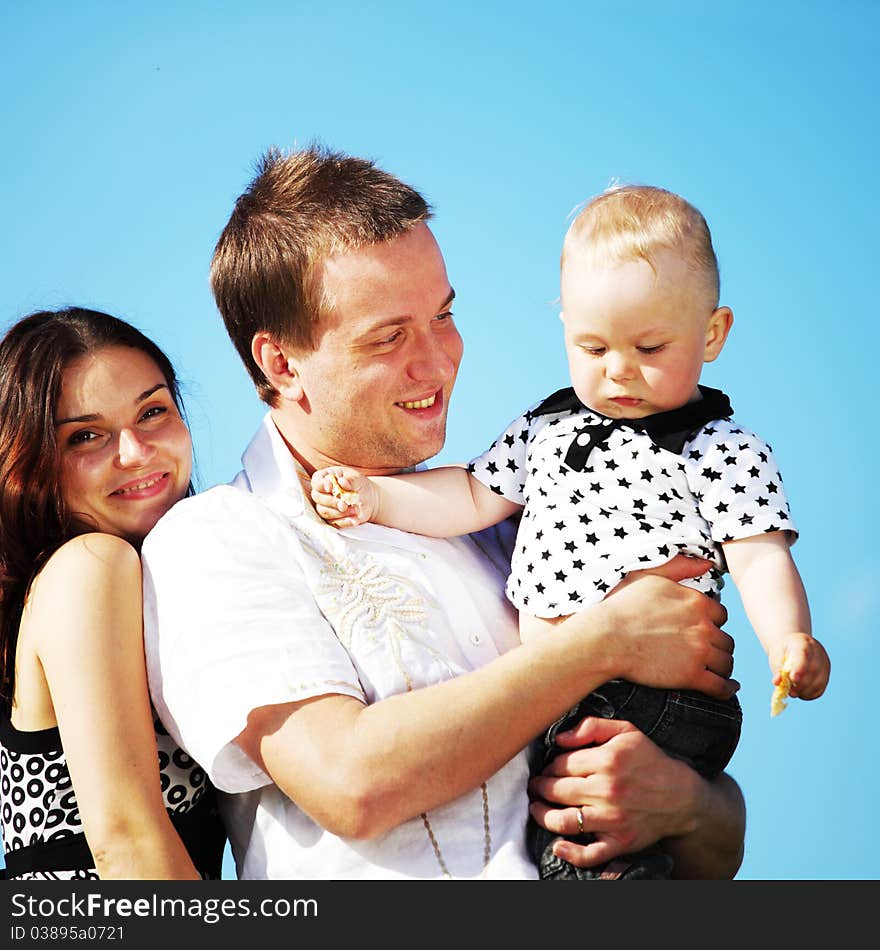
xmin=142 ymin=145 xmax=745 ymax=879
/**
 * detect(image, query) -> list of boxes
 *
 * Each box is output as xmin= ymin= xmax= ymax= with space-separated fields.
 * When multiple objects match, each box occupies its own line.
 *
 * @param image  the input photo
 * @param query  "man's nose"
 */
xmin=116 ymin=428 xmax=155 ymax=467
xmin=408 ymin=332 xmax=460 ymax=382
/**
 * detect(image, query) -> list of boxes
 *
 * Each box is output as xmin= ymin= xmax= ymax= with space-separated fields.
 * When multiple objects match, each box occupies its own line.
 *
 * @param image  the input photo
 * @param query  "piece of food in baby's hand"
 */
xmin=770 ymin=668 xmax=792 ymax=717
xmin=328 ymin=472 xmax=359 ymax=507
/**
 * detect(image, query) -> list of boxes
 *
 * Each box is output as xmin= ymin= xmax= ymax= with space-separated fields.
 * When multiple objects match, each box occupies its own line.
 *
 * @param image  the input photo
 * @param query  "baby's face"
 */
xmin=560 ymin=248 xmax=730 ymax=419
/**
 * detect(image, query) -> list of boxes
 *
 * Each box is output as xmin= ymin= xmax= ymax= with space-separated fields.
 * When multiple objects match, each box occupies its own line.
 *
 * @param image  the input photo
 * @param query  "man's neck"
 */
xmin=269 ymin=410 xmax=418 ymax=478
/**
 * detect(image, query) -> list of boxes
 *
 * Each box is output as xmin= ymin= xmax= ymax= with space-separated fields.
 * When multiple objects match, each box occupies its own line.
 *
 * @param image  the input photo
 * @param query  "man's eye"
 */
xmin=435 ymin=310 xmax=454 ymax=323
xmin=377 ymin=329 xmax=404 ymax=346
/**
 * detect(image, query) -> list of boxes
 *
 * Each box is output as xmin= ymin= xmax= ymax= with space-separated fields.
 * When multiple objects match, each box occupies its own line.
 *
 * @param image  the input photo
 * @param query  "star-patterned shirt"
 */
xmin=468 ymin=387 xmax=797 ymax=618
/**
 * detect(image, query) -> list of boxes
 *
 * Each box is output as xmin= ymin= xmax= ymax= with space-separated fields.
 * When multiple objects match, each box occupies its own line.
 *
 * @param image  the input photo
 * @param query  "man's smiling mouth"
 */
xmin=396 ymin=394 xmax=437 ymax=410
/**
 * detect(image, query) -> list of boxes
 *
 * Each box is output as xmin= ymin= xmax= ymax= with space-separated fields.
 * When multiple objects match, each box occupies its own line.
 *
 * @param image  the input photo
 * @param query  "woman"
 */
xmin=0 ymin=307 xmax=226 ymax=880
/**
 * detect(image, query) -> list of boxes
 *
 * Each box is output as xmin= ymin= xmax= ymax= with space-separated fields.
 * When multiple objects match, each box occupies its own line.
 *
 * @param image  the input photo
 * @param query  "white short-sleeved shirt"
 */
xmin=142 ymin=413 xmax=536 ymax=880
xmin=468 ymin=386 xmax=797 ymax=618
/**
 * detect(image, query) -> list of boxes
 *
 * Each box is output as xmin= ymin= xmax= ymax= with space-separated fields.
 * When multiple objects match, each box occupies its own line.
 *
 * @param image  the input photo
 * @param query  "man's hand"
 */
xmin=591 ymin=555 xmax=738 ymax=700
xmin=528 ymin=717 xmax=745 ymax=878
xmin=311 ymin=466 xmax=378 ymax=528
xmin=528 ymin=717 xmax=700 ymax=864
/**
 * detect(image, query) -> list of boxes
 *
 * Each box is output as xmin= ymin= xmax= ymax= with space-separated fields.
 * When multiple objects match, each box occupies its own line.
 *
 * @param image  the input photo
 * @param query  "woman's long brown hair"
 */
xmin=0 ymin=307 xmax=190 ymax=707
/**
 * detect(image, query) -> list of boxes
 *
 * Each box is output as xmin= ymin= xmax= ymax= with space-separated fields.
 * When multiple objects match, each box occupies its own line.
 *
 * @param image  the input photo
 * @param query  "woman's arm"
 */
xmin=235 ymin=558 xmax=734 ymax=839
xmin=29 ymin=534 xmax=200 ymax=880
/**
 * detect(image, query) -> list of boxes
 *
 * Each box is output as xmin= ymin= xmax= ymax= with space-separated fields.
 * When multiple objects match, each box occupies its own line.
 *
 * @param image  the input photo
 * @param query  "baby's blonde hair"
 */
xmin=562 ymin=184 xmax=720 ymax=307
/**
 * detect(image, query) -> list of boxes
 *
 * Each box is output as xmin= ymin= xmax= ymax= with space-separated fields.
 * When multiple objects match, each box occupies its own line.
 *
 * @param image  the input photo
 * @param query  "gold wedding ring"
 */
xmin=575 ymin=806 xmax=585 ymax=835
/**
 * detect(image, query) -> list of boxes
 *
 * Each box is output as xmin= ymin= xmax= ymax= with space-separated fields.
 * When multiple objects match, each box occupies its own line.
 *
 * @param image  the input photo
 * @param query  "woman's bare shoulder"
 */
xmin=26 ymin=534 xmax=142 ymax=630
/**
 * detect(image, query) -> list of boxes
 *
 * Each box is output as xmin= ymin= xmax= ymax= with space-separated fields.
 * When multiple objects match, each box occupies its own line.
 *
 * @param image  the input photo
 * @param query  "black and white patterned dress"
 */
xmin=0 ymin=709 xmax=226 ymax=880
xmin=468 ymin=386 xmax=797 ymax=618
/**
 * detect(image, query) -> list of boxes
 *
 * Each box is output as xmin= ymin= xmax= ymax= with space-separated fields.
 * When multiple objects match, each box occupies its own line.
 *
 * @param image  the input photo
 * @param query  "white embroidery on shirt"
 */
xmin=298 ymin=529 xmax=454 ymax=691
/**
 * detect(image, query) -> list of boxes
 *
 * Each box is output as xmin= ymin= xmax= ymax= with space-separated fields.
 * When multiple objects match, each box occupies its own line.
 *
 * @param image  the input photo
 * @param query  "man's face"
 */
xmin=284 ymin=223 xmax=463 ymax=474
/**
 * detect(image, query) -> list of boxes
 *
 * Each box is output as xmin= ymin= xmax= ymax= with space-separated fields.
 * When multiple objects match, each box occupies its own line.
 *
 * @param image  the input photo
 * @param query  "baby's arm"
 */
xmin=311 ymin=464 xmax=521 ymax=536
xmin=722 ymin=533 xmax=830 ymax=711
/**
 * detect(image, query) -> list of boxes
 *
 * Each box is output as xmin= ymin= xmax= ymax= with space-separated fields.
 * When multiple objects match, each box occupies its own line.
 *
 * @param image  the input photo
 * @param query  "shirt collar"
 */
xmin=239 ymin=412 xmax=309 ymax=519
xmin=531 ymin=386 xmax=734 ymax=471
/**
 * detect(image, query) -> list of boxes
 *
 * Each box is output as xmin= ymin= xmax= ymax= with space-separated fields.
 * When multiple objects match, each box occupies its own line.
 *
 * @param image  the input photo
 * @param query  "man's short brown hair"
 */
xmin=210 ymin=145 xmax=432 ymax=404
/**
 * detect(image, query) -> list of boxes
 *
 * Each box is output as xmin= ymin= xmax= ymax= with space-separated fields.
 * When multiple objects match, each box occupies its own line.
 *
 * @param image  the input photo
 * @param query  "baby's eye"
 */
xmin=638 ymin=344 xmax=666 ymax=354
xmin=581 ymin=346 xmax=605 ymax=356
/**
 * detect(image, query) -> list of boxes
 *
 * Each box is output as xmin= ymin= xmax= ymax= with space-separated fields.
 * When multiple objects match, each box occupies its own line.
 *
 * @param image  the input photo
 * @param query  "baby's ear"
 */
xmin=251 ymin=332 xmax=305 ymax=402
xmin=704 ymin=306 xmax=733 ymax=363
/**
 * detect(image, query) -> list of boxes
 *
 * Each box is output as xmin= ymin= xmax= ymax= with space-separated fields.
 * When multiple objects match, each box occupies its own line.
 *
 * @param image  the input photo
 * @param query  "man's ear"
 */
xmin=704 ymin=306 xmax=733 ymax=364
xmin=251 ymin=332 xmax=305 ymax=401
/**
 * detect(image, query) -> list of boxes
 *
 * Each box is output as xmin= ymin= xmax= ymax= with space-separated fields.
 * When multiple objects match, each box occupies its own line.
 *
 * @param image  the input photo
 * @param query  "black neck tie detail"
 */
xmin=530 ymin=386 xmax=733 ymax=472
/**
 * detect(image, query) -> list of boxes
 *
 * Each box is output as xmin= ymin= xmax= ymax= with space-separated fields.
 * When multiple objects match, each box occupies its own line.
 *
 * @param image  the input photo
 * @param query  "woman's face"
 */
xmin=55 ymin=345 xmax=192 ymax=545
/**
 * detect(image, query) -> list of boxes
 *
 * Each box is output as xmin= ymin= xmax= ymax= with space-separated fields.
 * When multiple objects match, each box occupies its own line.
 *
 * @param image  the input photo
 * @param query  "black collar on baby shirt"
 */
xmin=530 ymin=385 xmax=733 ymax=472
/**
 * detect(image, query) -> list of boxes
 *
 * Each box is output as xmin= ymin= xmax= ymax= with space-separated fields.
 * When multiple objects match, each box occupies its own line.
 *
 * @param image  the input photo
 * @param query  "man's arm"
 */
xmin=234 ymin=563 xmax=735 ymax=840
xmin=527 ymin=717 xmax=745 ymax=879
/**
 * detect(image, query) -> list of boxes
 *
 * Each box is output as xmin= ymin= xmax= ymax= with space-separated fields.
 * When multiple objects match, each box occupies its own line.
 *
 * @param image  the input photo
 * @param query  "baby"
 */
xmin=311 ymin=185 xmax=830 ymax=880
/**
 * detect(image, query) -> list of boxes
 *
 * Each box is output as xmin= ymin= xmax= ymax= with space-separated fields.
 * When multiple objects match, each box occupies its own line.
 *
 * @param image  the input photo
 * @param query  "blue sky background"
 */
xmin=1 ymin=2 xmax=876 ymax=881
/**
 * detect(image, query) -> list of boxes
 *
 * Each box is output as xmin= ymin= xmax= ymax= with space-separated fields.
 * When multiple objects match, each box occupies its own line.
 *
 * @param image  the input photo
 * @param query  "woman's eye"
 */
xmin=140 ymin=405 xmax=168 ymax=422
xmin=68 ymin=429 xmax=100 ymax=446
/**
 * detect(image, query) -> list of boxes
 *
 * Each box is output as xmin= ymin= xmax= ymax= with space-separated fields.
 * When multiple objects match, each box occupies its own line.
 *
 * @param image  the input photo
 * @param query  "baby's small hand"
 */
xmin=769 ymin=632 xmax=831 ymax=713
xmin=310 ymin=466 xmax=376 ymax=528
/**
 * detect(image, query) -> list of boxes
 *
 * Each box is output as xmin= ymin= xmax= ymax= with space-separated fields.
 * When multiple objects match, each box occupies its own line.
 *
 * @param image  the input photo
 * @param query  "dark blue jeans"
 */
xmin=527 ymin=679 xmax=742 ymax=880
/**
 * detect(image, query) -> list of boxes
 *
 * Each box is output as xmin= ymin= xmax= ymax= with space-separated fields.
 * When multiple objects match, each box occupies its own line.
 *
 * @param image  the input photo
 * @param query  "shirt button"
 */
xmin=470 ymin=633 xmax=482 ymax=645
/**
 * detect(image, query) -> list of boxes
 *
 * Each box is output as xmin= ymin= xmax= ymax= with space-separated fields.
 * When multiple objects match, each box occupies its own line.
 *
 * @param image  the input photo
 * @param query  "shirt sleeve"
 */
xmin=467 ymin=406 xmax=535 ymax=505
xmin=685 ymin=421 xmax=799 ymax=545
xmin=142 ymin=486 xmax=365 ymax=794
